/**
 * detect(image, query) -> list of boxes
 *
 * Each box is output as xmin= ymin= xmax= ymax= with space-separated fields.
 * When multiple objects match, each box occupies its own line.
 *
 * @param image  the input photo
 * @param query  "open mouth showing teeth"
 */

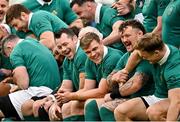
xmin=125 ymin=42 xmax=131 ymax=47
xmin=64 ymin=50 xmax=71 ymax=55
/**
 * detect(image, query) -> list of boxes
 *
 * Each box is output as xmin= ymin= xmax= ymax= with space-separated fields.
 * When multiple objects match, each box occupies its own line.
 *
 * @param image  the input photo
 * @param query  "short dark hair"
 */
xmin=6 ymin=4 xmax=31 ymax=24
xmin=80 ymin=32 xmax=100 ymax=49
xmin=54 ymin=28 xmax=76 ymax=39
xmin=1 ymin=34 xmax=19 ymax=56
xmin=70 ymin=0 xmax=94 ymax=8
xmin=119 ymin=19 xmax=146 ymax=35
xmin=134 ymin=33 xmax=164 ymax=52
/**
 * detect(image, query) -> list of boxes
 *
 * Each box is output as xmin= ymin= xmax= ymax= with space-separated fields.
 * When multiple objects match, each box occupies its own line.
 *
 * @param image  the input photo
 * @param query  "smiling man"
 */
xmin=6 ymin=4 xmax=68 ymax=50
xmin=0 ymin=0 xmax=9 ymax=23
xmin=57 ymin=32 xmax=123 ymax=121
xmin=114 ymin=33 xmax=180 ymax=121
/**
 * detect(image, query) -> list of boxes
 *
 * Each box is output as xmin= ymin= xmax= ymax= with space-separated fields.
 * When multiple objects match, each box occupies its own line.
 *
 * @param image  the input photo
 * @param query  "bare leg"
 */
xmin=114 ymin=97 xmax=148 ymax=121
xmin=61 ymin=102 xmax=71 ymax=119
xmin=71 ymin=100 xmax=85 ymax=116
xmin=0 ymin=110 xmax=5 ymax=118
xmin=146 ymin=99 xmax=169 ymax=121
xmin=21 ymin=99 xmax=34 ymax=116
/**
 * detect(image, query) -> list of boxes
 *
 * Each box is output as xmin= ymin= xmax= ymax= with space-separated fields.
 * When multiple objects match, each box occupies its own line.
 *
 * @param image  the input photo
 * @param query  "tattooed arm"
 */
xmin=110 ymin=72 xmax=149 ymax=99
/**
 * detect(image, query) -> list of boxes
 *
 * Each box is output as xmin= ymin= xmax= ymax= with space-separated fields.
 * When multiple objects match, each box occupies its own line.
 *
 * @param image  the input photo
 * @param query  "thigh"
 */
xmin=95 ymin=98 xmax=105 ymax=108
xmin=62 ymin=101 xmax=72 ymax=118
xmin=115 ymin=97 xmax=148 ymax=120
xmin=102 ymin=98 xmax=128 ymax=111
xmin=71 ymin=100 xmax=85 ymax=115
xmin=21 ymin=99 xmax=35 ymax=116
xmin=147 ymin=99 xmax=169 ymax=116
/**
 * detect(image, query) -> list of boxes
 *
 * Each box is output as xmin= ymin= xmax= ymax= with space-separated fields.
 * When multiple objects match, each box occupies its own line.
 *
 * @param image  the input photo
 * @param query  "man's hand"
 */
xmin=0 ymin=69 xmax=12 ymax=77
xmin=111 ymin=69 xmax=129 ymax=83
xmin=104 ymin=93 xmax=113 ymax=102
xmin=48 ymin=103 xmax=62 ymax=121
xmin=33 ymin=98 xmax=47 ymax=117
xmin=112 ymin=1 xmax=132 ymax=16
xmin=55 ymin=91 xmax=74 ymax=104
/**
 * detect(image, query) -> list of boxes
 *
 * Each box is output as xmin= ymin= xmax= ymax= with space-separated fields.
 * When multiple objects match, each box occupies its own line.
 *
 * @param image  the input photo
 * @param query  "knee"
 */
xmin=85 ymin=99 xmax=97 ymax=109
xmin=114 ymin=104 xmax=127 ymax=118
xmin=146 ymin=106 xmax=161 ymax=120
xmin=71 ymin=101 xmax=84 ymax=115
xmin=21 ymin=100 xmax=33 ymax=116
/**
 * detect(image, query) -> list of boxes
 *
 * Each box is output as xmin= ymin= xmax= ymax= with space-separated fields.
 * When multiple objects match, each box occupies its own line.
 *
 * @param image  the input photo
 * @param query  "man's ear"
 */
xmin=6 ymin=41 xmax=12 ymax=50
xmin=138 ymin=30 xmax=143 ymax=36
xmin=20 ymin=12 xmax=27 ymax=20
xmin=154 ymin=50 xmax=160 ymax=56
xmin=73 ymin=35 xmax=78 ymax=43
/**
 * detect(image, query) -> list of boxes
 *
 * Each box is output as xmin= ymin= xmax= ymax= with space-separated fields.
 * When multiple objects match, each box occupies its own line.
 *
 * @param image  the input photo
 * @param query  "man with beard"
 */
xmin=21 ymin=28 xmax=87 ymax=121
xmin=98 ymin=20 xmax=154 ymax=121
xmin=54 ymin=32 xmax=123 ymax=121
xmin=6 ymin=4 xmax=68 ymax=50
xmin=70 ymin=0 xmax=134 ymax=52
xmin=114 ymin=33 xmax=180 ymax=121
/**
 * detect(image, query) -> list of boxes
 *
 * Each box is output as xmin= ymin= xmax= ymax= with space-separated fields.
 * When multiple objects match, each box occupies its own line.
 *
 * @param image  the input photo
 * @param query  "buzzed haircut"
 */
xmin=70 ymin=0 xmax=94 ymax=8
xmin=119 ymin=20 xmax=146 ymax=35
xmin=134 ymin=33 xmax=164 ymax=52
xmin=54 ymin=28 xmax=76 ymax=39
xmin=80 ymin=32 xmax=100 ymax=49
xmin=1 ymin=34 xmax=19 ymax=55
xmin=6 ymin=4 xmax=31 ymax=25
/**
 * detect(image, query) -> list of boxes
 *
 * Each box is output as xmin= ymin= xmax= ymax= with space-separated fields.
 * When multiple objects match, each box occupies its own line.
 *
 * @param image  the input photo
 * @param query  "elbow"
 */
xmin=19 ymin=82 xmax=29 ymax=90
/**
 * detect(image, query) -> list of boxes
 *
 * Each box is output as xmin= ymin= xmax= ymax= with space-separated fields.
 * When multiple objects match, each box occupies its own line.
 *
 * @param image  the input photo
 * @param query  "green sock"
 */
xmin=99 ymin=106 xmax=115 ymax=121
xmin=63 ymin=115 xmax=84 ymax=121
xmin=85 ymin=100 xmax=101 ymax=121
xmin=63 ymin=116 xmax=71 ymax=121
xmin=23 ymin=116 xmax=40 ymax=121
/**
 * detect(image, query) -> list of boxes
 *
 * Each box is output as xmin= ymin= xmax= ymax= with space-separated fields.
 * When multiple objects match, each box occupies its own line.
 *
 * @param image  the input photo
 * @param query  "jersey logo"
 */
xmin=167 ymin=6 xmax=173 ymax=16
xmin=52 ymin=10 xmax=58 ymax=15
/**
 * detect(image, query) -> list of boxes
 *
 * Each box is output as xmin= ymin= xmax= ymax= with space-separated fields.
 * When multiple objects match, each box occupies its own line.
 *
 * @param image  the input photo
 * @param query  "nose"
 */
xmin=61 ymin=46 xmax=67 ymax=53
xmin=90 ymin=51 xmax=96 ymax=58
xmin=122 ymin=37 xmax=128 ymax=42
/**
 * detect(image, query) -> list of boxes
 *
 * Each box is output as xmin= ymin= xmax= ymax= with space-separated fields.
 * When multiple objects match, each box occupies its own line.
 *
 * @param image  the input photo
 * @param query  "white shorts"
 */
xmin=9 ymin=86 xmax=53 ymax=120
xmin=142 ymin=95 xmax=166 ymax=106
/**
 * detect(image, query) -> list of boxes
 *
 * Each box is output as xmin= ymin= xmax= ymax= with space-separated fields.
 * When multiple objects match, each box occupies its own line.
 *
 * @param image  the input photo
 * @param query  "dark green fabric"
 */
xmin=63 ymin=115 xmax=84 ymax=121
xmin=22 ymin=0 xmax=77 ymax=25
xmin=153 ymin=45 xmax=180 ymax=98
xmin=85 ymin=100 xmax=101 ymax=121
xmin=99 ymin=106 xmax=115 ymax=121
xmin=162 ymin=0 xmax=180 ymax=47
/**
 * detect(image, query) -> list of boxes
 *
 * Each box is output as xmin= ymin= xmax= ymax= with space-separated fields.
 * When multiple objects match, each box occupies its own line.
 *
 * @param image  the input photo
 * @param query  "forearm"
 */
xmin=40 ymin=39 xmax=55 ymax=50
xmin=125 ymin=50 xmax=141 ymax=72
xmin=110 ymin=74 xmax=143 ymax=99
xmin=151 ymin=17 xmax=162 ymax=35
xmin=167 ymin=88 xmax=180 ymax=121
xmin=103 ymin=33 xmax=121 ymax=46
xmin=166 ymin=102 xmax=180 ymax=121
xmin=73 ymin=88 xmax=107 ymax=101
